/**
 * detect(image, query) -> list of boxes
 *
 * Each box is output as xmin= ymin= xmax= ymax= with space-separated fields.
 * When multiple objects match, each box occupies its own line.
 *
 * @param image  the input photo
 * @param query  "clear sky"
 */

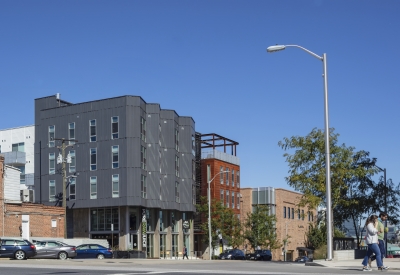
xmin=1 ymin=1 xmax=399 ymax=190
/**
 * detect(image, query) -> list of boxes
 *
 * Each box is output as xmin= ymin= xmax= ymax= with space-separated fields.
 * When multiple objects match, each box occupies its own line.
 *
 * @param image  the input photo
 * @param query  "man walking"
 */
xmin=183 ymin=245 xmax=188 ymax=260
xmin=369 ymin=212 xmax=389 ymax=270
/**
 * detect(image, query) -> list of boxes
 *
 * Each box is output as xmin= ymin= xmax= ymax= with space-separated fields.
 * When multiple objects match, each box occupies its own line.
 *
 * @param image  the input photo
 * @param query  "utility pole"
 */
xmin=55 ymin=138 xmax=77 ymax=239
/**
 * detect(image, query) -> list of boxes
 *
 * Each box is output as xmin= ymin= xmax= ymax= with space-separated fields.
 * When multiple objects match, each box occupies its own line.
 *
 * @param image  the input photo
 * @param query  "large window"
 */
xmin=112 ymin=145 xmax=119 ymax=168
xmin=49 ymin=180 xmax=56 ymax=202
xmin=48 ymin=126 xmax=55 ymax=147
xmin=237 ymin=193 xmax=240 ymax=209
xmin=141 ymin=117 xmax=146 ymax=142
xmin=90 ymin=207 xmax=119 ymax=231
xmin=112 ymin=174 xmax=119 ymax=198
xmin=231 ymin=191 xmax=235 ymax=208
xmin=232 ymin=170 xmax=235 ymax=187
xmin=283 ymin=206 xmax=286 ymax=218
xmin=141 ymin=175 xmax=147 ymax=198
xmin=175 ymin=155 xmax=179 ymax=177
xmin=226 ymin=190 xmax=229 ymax=208
xmin=237 ymin=171 xmax=240 ymax=188
xmin=111 ymin=116 xmax=119 ymax=139
xmin=175 ymin=128 xmax=179 ymax=151
xmin=12 ymin=142 xmax=24 ymax=152
xmin=175 ymin=181 xmax=180 ymax=203
xmin=225 ymin=168 xmax=229 ymax=185
xmin=141 ymin=146 xmax=146 ymax=170
xmin=90 ymin=120 xmax=96 ymax=142
xmin=301 ymin=209 xmax=304 ymax=220
xmin=69 ymin=177 xmax=76 ymax=200
xmin=49 ymin=153 xmax=55 ymax=174
xmin=220 ymin=189 xmax=224 ymax=202
xmin=69 ymin=150 xmax=76 ymax=173
xmin=288 ymin=207 xmax=291 ymax=219
xmin=68 ymin=122 xmax=75 ymax=145
xmin=19 ymin=166 xmax=25 ymax=185
xmin=291 ymin=208 xmax=294 ymax=219
xmin=90 ymin=148 xmax=97 ymax=171
xmin=220 ymin=166 xmax=224 ymax=184
xmin=90 ymin=176 xmax=97 ymax=199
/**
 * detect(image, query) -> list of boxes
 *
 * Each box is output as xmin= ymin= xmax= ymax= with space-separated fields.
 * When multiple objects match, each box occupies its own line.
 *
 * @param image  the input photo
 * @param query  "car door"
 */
xmin=88 ymin=245 xmax=100 ymax=258
xmin=76 ymin=245 xmax=89 ymax=258
xmin=46 ymin=241 xmax=61 ymax=258
xmin=0 ymin=240 xmax=16 ymax=257
xmin=35 ymin=241 xmax=48 ymax=258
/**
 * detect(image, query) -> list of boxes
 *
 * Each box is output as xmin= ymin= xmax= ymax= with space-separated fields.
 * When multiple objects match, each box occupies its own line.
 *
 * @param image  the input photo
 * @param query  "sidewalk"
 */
xmin=307 ymin=258 xmax=400 ymax=270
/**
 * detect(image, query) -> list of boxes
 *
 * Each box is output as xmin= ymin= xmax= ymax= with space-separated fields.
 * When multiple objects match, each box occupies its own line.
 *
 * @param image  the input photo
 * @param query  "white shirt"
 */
xmin=365 ymin=222 xmax=378 ymax=244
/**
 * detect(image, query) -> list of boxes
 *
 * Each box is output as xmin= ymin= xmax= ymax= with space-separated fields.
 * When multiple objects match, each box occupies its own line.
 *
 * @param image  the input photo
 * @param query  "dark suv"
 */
xmin=0 ymin=238 xmax=37 ymax=260
xmin=246 ymin=249 xmax=272 ymax=261
xmin=219 ymin=249 xmax=245 ymax=260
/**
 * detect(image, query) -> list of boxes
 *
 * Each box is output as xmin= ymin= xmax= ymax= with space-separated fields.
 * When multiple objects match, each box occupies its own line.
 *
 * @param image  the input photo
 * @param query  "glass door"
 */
xmin=160 ymin=234 xmax=166 ymax=259
xmin=146 ymin=234 xmax=154 ymax=258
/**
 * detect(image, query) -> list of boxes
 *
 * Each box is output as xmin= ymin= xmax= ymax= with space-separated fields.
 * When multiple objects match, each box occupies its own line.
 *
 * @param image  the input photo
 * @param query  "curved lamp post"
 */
xmin=208 ymin=170 xmax=229 ymax=260
xmin=266 ymin=44 xmax=333 ymax=261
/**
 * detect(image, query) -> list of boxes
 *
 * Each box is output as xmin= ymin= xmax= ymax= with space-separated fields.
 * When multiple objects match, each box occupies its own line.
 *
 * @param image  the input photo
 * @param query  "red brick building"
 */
xmin=0 ymin=155 xmax=65 ymax=238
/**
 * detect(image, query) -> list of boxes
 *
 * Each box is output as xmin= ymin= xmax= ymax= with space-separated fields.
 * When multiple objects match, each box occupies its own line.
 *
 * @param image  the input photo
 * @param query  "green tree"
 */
xmin=279 ymin=128 xmax=400 ymax=248
xmin=243 ymin=205 xmax=280 ymax=250
xmin=196 ymin=196 xmax=242 ymax=253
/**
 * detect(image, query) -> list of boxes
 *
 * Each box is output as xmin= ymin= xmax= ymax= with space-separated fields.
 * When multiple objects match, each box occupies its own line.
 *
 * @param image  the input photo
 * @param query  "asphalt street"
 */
xmin=0 ymin=259 xmax=397 ymax=275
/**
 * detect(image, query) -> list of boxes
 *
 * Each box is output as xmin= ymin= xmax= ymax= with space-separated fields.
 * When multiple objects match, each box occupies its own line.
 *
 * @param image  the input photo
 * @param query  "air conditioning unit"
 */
xmin=20 ymin=189 xmax=34 ymax=202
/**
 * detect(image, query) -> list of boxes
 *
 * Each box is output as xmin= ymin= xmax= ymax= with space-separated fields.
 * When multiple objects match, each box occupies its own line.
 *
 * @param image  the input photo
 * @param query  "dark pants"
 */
xmin=371 ymin=239 xmax=385 ymax=262
xmin=183 ymin=253 xmax=188 ymax=259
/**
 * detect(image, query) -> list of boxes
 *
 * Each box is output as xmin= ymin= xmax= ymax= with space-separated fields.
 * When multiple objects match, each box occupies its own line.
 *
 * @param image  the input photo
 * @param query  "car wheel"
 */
xmin=15 ymin=250 xmax=26 ymax=260
xmin=97 ymin=254 xmax=105 ymax=259
xmin=58 ymin=251 xmax=68 ymax=260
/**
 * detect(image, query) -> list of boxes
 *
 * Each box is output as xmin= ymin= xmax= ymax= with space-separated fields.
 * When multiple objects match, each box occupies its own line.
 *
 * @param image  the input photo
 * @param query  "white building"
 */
xmin=0 ymin=125 xmax=34 ymax=190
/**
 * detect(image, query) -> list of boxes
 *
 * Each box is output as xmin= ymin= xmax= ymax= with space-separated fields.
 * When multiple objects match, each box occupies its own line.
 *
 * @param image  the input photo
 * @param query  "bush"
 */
xmin=313 ymin=245 xmax=327 ymax=260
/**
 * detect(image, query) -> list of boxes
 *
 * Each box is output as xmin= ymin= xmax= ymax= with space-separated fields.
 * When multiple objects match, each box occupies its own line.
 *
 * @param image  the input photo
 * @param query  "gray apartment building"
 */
xmin=34 ymin=94 xmax=197 ymax=258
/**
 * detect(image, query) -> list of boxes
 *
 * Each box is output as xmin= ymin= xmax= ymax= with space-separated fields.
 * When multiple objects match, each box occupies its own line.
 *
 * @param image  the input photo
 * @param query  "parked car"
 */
xmin=0 ymin=238 xmax=37 ymax=260
xmin=219 ymin=249 xmax=245 ymax=260
xmin=32 ymin=240 xmax=76 ymax=260
xmin=246 ymin=249 xmax=272 ymax=261
xmin=294 ymin=256 xmax=313 ymax=262
xmin=75 ymin=244 xmax=113 ymax=259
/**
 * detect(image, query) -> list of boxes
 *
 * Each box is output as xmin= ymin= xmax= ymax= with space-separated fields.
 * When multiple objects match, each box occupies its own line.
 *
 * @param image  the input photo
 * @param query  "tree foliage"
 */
xmin=243 ymin=205 xmax=280 ymax=250
xmin=196 ymin=196 xmax=242 ymax=251
xmin=279 ymin=128 xmax=400 ymax=248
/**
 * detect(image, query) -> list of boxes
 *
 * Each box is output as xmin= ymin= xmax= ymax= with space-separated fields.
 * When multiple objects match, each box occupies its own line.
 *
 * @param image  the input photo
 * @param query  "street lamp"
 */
xmin=375 ymin=165 xmax=387 ymax=256
xmin=208 ymin=170 xmax=229 ymax=260
xmin=266 ymin=44 xmax=333 ymax=260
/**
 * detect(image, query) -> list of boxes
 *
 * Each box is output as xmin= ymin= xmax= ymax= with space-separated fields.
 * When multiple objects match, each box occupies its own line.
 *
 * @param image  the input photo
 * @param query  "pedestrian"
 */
xmin=369 ymin=212 xmax=390 ymax=270
xmin=182 ymin=245 xmax=188 ymax=260
xmin=361 ymin=215 xmax=385 ymax=271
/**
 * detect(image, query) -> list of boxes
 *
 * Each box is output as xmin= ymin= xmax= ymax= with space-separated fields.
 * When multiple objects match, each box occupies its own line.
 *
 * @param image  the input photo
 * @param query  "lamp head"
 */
xmin=267 ymin=45 xmax=286 ymax=53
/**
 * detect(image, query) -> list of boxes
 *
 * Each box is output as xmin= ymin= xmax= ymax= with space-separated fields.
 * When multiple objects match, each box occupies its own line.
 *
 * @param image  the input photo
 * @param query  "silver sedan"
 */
xmin=32 ymin=240 xmax=77 ymax=260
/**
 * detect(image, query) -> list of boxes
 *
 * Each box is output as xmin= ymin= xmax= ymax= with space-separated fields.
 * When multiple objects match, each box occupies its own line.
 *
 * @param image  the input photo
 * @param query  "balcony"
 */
xmin=201 ymin=150 xmax=240 ymax=165
xmin=2 ymin=151 xmax=26 ymax=166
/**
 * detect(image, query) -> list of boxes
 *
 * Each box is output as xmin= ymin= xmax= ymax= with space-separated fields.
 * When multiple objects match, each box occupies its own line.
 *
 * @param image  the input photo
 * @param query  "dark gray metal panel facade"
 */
xmin=34 ymin=95 xmax=196 ymax=212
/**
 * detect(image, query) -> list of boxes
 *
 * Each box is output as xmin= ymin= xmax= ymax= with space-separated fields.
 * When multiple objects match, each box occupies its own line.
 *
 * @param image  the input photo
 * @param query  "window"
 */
xmin=191 ymin=134 xmax=195 ymax=156
xmin=226 ymin=190 xmax=229 ymax=208
xmin=192 ymin=184 xmax=196 ymax=205
xmin=141 ymin=146 xmax=146 ymax=170
xmin=288 ymin=207 xmax=291 ymax=218
xmin=237 ymin=171 xmax=240 ymax=188
xmin=225 ymin=168 xmax=229 ymax=185
xmin=68 ymin=122 xmax=75 ymax=145
xmin=112 ymin=145 xmax=119 ymax=168
xmin=237 ymin=193 xmax=240 ymax=209
xmin=175 ymin=181 xmax=180 ymax=203
xmin=49 ymin=180 xmax=56 ymax=202
xmin=220 ymin=166 xmax=224 ymax=184
xmin=175 ymin=128 xmax=179 ymax=151
xmin=69 ymin=177 xmax=76 ymax=200
xmin=283 ymin=206 xmax=286 ymax=218
xmin=90 ymin=176 xmax=97 ymax=199
xmin=49 ymin=153 xmax=55 ymax=174
xmin=141 ymin=117 xmax=146 ymax=142
xmin=90 ymin=120 xmax=96 ymax=142
xmin=232 ymin=170 xmax=235 ymax=187
xmin=192 ymin=160 xmax=196 ymax=180
xmin=220 ymin=189 xmax=224 ymax=202
xmin=141 ymin=175 xmax=147 ymax=198
xmin=231 ymin=191 xmax=235 ymax=208
xmin=291 ymin=208 xmax=294 ymax=219
xmin=19 ymin=166 xmax=25 ymax=185
xmin=90 ymin=148 xmax=97 ymax=171
xmin=69 ymin=150 xmax=76 ymax=173
xmin=12 ymin=142 xmax=24 ymax=152
xmin=112 ymin=174 xmax=119 ymax=198
xmin=175 ymin=155 xmax=179 ymax=177
xmin=48 ymin=126 xmax=55 ymax=147
xmin=301 ymin=209 xmax=304 ymax=220
xmin=298 ymin=209 xmax=301 ymax=220
xmin=111 ymin=116 xmax=119 ymax=139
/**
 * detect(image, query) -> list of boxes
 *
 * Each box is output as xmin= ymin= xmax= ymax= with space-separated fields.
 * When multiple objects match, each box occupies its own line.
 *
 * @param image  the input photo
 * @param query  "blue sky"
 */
xmin=1 ymin=0 xmax=399 ymax=190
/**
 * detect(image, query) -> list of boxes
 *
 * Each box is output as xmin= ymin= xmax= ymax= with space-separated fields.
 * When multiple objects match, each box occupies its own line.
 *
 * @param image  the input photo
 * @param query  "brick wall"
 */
xmin=0 ymin=155 xmax=65 ymax=238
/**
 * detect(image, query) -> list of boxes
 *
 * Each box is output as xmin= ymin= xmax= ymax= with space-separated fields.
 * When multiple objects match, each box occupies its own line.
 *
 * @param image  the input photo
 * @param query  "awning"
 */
xmin=297 ymin=247 xmax=313 ymax=252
